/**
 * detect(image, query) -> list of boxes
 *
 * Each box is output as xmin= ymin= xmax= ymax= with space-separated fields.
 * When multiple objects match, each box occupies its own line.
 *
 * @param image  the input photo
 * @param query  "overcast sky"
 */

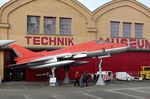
xmin=0 ymin=0 xmax=150 ymax=11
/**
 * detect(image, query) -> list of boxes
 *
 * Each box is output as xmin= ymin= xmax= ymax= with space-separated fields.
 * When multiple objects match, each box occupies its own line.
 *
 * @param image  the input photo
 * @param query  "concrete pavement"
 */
xmin=0 ymin=80 xmax=150 ymax=99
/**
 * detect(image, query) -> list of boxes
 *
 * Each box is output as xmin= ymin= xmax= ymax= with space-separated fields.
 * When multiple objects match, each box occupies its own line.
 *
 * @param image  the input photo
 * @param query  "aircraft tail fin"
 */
xmin=9 ymin=44 xmax=35 ymax=57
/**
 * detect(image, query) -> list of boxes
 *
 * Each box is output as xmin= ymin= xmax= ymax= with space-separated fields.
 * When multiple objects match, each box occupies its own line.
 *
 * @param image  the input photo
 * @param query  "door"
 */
xmin=4 ymin=50 xmax=26 ymax=81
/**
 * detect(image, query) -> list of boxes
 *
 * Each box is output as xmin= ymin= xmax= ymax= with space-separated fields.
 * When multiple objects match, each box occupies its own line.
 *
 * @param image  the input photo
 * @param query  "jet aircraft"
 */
xmin=8 ymin=40 xmax=129 ymax=83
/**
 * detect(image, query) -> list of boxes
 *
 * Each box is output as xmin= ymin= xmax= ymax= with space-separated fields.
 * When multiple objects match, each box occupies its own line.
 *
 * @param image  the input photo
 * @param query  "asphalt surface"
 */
xmin=0 ymin=80 xmax=150 ymax=99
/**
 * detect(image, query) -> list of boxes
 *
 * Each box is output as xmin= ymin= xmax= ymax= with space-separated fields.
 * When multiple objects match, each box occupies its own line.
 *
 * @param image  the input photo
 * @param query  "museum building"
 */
xmin=0 ymin=0 xmax=150 ymax=81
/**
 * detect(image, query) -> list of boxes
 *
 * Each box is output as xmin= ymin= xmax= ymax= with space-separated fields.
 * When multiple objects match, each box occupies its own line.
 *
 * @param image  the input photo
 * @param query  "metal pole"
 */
xmin=63 ymin=66 xmax=70 ymax=84
xmin=52 ymin=68 xmax=56 ymax=78
xmin=63 ymin=71 xmax=70 ymax=84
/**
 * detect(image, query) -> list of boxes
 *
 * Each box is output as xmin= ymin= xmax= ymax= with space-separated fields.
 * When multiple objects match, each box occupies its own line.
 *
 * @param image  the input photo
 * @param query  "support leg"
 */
xmin=49 ymin=68 xmax=57 ymax=86
xmin=63 ymin=66 xmax=70 ymax=84
xmin=96 ymin=58 xmax=105 ymax=85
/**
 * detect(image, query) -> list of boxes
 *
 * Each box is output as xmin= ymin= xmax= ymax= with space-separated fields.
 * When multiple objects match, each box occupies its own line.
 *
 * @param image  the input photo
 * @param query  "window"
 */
xmin=27 ymin=16 xmax=40 ymax=34
xmin=144 ymin=67 xmax=150 ymax=71
xmin=135 ymin=23 xmax=143 ymax=38
xmin=123 ymin=22 xmax=131 ymax=37
xmin=44 ymin=17 xmax=56 ymax=34
xmin=110 ymin=21 xmax=120 ymax=37
xmin=60 ymin=18 xmax=72 ymax=36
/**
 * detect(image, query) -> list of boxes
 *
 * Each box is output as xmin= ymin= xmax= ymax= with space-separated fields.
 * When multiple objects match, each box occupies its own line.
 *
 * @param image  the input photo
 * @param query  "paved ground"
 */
xmin=0 ymin=80 xmax=150 ymax=99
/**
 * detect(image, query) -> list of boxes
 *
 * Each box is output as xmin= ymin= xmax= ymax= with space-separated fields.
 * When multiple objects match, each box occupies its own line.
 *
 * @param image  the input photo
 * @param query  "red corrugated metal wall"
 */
xmin=25 ymin=52 xmax=150 ymax=81
xmin=26 ymin=68 xmax=49 ymax=81
xmin=102 ymin=52 xmax=150 ymax=72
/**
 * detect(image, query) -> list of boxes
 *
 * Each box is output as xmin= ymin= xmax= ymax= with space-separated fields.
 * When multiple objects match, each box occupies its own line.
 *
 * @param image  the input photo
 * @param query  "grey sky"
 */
xmin=77 ymin=0 xmax=150 ymax=11
xmin=0 ymin=0 xmax=150 ymax=11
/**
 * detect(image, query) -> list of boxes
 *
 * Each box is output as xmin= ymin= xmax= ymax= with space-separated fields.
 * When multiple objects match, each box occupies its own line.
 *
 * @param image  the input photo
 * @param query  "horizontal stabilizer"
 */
xmin=0 ymin=40 xmax=15 ymax=47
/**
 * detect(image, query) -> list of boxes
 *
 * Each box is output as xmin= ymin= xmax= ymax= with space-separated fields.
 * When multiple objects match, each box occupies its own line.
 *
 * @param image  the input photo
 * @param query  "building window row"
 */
xmin=27 ymin=16 xmax=72 ymax=36
xmin=110 ymin=21 xmax=143 ymax=38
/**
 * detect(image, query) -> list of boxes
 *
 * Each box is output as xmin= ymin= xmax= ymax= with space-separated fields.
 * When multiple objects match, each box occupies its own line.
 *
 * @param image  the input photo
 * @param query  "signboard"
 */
xmin=49 ymin=77 xmax=56 ymax=86
xmin=49 ymin=77 xmax=56 ymax=83
xmin=100 ymin=38 xmax=150 ymax=50
xmin=25 ymin=35 xmax=74 ymax=46
xmin=24 ymin=36 xmax=150 ymax=50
